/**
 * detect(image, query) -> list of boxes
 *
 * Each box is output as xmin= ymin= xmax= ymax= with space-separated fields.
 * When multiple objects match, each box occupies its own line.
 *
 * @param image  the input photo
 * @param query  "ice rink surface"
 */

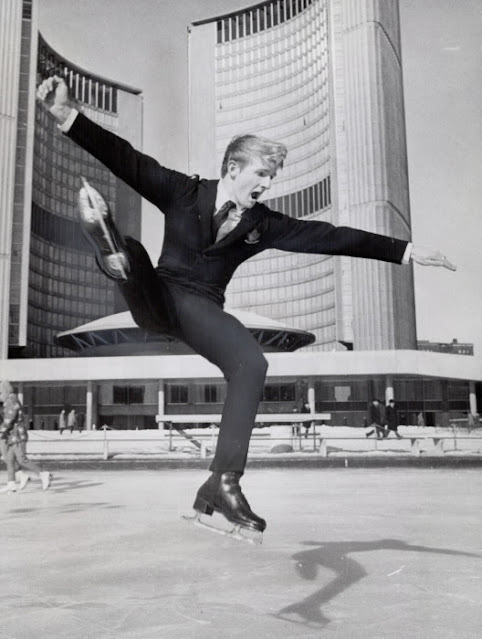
xmin=1 ymin=467 xmax=480 ymax=638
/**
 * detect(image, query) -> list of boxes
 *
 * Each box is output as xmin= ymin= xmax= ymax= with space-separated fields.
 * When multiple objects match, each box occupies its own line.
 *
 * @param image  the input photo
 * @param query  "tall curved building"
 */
xmin=188 ymin=0 xmax=417 ymax=352
xmin=1 ymin=0 xmax=143 ymax=359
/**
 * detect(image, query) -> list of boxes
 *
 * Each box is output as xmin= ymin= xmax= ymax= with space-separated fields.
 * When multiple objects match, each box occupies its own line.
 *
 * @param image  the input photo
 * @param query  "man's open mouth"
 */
xmin=251 ymin=190 xmax=262 ymax=201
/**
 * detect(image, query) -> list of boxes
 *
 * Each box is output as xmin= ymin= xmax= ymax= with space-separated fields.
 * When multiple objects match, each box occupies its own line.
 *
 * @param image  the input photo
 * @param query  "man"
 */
xmin=0 ymin=382 xmax=51 ymax=493
xmin=385 ymin=399 xmax=402 ymax=439
xmin=365 ymin=399 xmax=385 ymax=440
xmin=37 ymin=75 xmax=455 ymax=539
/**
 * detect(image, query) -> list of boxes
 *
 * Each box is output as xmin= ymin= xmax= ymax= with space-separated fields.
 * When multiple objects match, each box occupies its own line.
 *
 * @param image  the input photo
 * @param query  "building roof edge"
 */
xmin=191 ymin=0 xmax=288 ymax=27
xmin=1 ymin=351 xmax=481 ymax=384
xmin=38 ymin=32 xmax=142 ymax=95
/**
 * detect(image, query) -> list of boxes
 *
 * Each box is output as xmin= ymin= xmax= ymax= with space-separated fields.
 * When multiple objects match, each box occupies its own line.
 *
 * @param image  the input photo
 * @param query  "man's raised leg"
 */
xmin=78 ymin=180 xmax=172 ymax=334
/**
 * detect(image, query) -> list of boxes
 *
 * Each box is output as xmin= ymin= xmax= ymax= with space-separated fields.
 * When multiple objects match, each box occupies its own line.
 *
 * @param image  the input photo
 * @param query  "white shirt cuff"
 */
xmin=402 ymin=242 xmax=413 ymax=264
xmin=58 ymin=108 xmax=79 ymax=133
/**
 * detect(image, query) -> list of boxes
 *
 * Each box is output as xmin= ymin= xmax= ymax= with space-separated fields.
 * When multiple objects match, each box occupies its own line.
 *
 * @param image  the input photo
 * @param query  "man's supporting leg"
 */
xmin=174 ymin=291 xmax=268 ymax=532
xmin=176 ymin=291 xmax=268 ymax=471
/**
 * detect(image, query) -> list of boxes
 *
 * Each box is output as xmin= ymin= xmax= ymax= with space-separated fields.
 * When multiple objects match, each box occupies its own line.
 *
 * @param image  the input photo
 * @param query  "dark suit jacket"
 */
xmin=67 ymin=113 xmax=409 ymax=307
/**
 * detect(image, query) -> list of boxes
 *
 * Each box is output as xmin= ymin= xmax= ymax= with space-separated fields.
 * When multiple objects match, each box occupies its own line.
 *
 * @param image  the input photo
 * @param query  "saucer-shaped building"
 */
xmin=55 ymin=309 xmax=316 ymax=357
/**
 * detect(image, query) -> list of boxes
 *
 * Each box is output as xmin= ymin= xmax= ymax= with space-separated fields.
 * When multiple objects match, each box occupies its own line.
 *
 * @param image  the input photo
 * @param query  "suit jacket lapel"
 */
xmin=204 ymin=204 xmax=264 ymax=255
xmin=197 ymin=179 xmax=218 ymax=248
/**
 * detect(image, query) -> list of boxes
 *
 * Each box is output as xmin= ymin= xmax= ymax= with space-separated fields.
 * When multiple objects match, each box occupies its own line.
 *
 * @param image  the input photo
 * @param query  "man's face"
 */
xmin=227 ymin=158 xmax=277 ymax=209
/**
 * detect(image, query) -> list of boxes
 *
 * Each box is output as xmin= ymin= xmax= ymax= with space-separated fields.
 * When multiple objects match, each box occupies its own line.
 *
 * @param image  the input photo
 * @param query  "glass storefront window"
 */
xmin=168 ymin=385 xmax=189 ymax=404
xmin=263 ymin=384 xmax=296 ymax=402
xmin=113 ymin=386 xmax=145 ymax=404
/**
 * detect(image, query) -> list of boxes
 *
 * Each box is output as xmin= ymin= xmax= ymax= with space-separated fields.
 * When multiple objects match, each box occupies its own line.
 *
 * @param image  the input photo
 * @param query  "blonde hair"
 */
xmin=221 ymin=134 xmax=287 ymax=177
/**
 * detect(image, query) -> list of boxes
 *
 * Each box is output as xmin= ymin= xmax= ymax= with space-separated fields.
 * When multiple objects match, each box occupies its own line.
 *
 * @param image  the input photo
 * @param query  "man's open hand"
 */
xmin=411 ymin=245 xmax=456 ymax=271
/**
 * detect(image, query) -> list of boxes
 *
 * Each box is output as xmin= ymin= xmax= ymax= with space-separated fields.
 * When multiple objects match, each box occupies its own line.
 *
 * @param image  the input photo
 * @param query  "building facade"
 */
xmin=418 ymin=339 xmax=475 ymax=357
xmin=188 ymin=0 xmax=416 ymax=352
xmin=0 ymin=0 xmax=143 ymax=359
xmin=1 ymin=1 xmax=479 ymax=435
xmin=2 ymin=350 xmax=481 ymax=431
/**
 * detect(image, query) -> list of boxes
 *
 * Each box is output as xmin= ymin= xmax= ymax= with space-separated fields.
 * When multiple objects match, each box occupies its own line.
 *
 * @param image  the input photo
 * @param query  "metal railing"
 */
xmin=25 ymin=424 xmax=482 ymax=460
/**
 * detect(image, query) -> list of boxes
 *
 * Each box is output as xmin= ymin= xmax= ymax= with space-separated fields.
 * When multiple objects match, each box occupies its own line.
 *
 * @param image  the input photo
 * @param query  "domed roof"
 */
xmin=55 ymin=309 xmax=315 ymax=356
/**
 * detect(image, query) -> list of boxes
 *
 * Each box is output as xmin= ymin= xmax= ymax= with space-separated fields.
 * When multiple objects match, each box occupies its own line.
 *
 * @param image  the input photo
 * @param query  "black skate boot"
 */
xmin=185 ymin=472 xmax=266 ymax=544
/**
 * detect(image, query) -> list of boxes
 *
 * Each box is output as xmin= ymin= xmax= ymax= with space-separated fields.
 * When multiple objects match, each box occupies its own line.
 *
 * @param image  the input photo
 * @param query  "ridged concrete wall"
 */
xmin=0 ymin=0 xmax=22 ymax=359
xmin=330 ymin=0 xmax=416 ymax=350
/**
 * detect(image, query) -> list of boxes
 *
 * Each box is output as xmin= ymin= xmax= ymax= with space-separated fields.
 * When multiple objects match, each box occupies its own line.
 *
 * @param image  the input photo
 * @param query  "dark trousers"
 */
xmin=366 ymin=423 xmax=386 ymax=438
xmin=119 ymin=239 xmax=268 ymax=473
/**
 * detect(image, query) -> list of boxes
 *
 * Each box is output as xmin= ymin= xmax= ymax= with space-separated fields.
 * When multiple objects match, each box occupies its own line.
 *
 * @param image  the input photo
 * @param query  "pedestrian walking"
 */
xmin=365 ymin=399 xmax=385 ymax=439
xmin=385 ymin=400 xmax=402 ymax=439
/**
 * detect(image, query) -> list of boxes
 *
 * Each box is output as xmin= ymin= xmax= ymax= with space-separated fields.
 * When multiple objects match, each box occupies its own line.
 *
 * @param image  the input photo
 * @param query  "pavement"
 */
xmin=0 ymin=467 xmax=481 ymax=638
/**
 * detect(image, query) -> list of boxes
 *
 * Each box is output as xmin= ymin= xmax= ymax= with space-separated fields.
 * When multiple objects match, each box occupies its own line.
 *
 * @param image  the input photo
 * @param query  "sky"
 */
xmin=37 ymin=0 xmax=481 ymax=355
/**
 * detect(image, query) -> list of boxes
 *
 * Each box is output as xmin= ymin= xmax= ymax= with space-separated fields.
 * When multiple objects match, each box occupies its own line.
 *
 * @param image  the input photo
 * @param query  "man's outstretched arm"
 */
xmin=36 ymin=75 xmax=186 ymax=210
xmin=265 ymin=211 xmax=456 ymax=271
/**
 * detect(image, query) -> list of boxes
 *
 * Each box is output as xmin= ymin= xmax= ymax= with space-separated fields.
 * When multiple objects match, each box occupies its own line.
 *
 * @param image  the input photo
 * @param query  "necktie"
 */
xmin=213 ymin=200 xmax=242 ymax=242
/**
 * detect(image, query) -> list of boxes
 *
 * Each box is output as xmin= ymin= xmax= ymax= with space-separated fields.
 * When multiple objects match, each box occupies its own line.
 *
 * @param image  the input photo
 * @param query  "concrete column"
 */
xmin=440 ymin=380 xmax=450 ymax=428
xmin=469 ymin=381 xmax=477 ymax=415
xmin=157 ymin=380 xmax=165 ymax=429
xmin=307 ymin=380 xmax=315 ymax=414
xmin=0 ymin=0 xmax=22 ymax=360
xmin=385 ymin=376 xmax=394 ymax=404
xmin=86 ymin=381 xmax=94 ymax=430
xmin=17 ymin=382 xmax=24 ymax=406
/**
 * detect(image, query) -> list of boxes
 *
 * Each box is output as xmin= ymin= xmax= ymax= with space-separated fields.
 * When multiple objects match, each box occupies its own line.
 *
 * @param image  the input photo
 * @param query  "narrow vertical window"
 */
xmin=245 ymin=12 xmax=251 ymax=36
xmin=238 ymin=14 xmax=244 ymax=37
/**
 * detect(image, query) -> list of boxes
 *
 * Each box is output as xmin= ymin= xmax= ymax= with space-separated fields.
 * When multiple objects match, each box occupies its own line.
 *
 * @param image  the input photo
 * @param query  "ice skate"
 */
xmin=41 ymin=471 xmax=52 ymax=490
xmin=183 ymin=472 xmax=265 ymax=545
xmin=15 ymin=470 xmax=30 ymax=491
xmin=0 ymin=481 xmax=17 ymax=494
xmin=78 ymin=177 xmax=129 ymax=280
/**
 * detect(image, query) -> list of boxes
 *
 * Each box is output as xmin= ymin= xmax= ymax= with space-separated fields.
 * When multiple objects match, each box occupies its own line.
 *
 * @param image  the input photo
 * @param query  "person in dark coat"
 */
xmin=365 ymin=399 xmax=385 ymax=439
xmin=37 ymin=75 xmax=456 ymax=538
xmin=385 ymin=399 xmax=402 ymax=439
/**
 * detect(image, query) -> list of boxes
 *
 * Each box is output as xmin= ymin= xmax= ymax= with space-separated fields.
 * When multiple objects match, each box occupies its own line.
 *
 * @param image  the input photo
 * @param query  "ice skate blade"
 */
xmin=182 ymin=512 xmax=263 ymax=545
xmin=80 ymin=177 xmax=127 ymax=280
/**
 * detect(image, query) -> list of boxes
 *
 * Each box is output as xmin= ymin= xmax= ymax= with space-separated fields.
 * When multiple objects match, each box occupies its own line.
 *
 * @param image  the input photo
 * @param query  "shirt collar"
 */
xmin=215 ymin=181 xmax=245 ymax=214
